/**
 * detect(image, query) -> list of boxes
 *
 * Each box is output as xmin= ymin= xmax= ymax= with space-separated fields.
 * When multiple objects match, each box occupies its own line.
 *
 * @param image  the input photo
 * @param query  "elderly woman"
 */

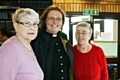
xmin=31 ymin=5 xmax=74 ymax=80
xmin=0 ymin=8 xmax=44 ymax=80
xmin=72 ymin=22 xmax=108 ymax=80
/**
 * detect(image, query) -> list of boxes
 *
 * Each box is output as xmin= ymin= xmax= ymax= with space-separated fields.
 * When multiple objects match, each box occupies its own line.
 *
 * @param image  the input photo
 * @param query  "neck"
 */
xmin=77 ymin=44 xmax=91 ymax=53
xmin=16 ymin=36 xmax=33 ymax=53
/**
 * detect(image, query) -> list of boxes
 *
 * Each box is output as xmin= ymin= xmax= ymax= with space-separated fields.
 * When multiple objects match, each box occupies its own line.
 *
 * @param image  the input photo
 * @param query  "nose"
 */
xmin=30 ymin=24 xmax=35 ymax=29
xmin=53 ymin=19 xmax=58 ymax=23
xmin=78 ymin=33 xmax=82 ymax=37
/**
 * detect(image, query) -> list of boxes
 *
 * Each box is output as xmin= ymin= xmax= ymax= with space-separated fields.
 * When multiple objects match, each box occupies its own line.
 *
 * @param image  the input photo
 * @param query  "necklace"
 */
xmin=16 ymin=36 xmax=33 ymax=53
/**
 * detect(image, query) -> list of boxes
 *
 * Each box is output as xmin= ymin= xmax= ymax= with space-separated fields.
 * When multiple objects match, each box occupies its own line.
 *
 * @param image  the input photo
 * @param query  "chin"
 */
xmin=78 ymin=42 xmax=84 ymax=45
xmin=51 ymin=31 xmax=58 ymax=34
xmin=28 ymin=37 xmax=36 ymax=41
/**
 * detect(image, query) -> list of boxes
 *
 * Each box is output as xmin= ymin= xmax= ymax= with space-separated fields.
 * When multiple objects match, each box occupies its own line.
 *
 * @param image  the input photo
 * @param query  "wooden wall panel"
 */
xmin=53 ymin=0 xmax=120 ymax=12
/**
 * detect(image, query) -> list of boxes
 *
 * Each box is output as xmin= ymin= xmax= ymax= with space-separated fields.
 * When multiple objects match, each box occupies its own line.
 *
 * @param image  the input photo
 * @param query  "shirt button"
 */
xmin=61 ymin=70 xmax=64 ymax=72
xmin=56 ymin=43 xmax=58 ymax=45
xmin=60 ymin=56 xmax=63 ymax=59
xmin=61 ymin=63 xmax=63 ymax=66
xmin=58 ymin=49 xmax=60 ymax=52
xmin=61 ymin=77 xmax=64 ymax=79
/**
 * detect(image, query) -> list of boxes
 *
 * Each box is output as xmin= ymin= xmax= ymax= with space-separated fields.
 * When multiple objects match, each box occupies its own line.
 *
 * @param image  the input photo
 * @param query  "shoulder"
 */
xmin=72 ymin=45 xmax=76 ymax=48
xmin=0 ymin=36 xmax=20 ymax=63
xmin=1 ymin=36 xmax=17 ymax=49
xmin=0 ymin=36 xmax=18 ymax=53
xmin=92 ymin=44 xmax=103 ymax=51
xmin=31 ymin=30 xmax=45 ymax=43
xmin=60 ymin=31 xmax=67 ymax=36
xmin=91 ymin=44 xmax=105 ymax=57
xmin=72 ymin=45 xmax=77 ymax=51
xmin=59 ymin=31 xmax=68 ymax=39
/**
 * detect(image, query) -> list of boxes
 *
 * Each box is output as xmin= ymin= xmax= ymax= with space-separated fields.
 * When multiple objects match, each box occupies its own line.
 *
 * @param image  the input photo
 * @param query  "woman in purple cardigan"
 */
xmin=0 ymin=8 xmax=44 ymax=80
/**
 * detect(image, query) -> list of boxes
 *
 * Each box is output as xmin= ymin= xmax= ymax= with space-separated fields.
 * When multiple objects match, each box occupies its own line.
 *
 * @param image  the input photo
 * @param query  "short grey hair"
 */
xmin=12 ymin=8 xmax=39 ymax=23
xmin=76 ymin=22 xmax=92 ymax=34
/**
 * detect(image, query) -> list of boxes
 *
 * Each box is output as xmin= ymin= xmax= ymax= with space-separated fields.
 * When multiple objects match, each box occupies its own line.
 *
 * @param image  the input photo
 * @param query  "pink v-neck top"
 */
xmin=0 ymin=36 xmax=44 ymax=80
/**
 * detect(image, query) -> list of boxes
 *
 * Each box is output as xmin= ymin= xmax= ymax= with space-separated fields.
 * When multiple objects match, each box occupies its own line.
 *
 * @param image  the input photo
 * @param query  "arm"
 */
xmin=0 ymin=44 xmax=20 ymax=80
xmin=99 ymin=48 xmax=109 ymax=80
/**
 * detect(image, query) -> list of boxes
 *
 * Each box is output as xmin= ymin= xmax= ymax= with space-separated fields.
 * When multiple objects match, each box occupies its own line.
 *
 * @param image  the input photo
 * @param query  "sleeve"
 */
xmin=0 ymin=44 xmax=20 ymax=80
xmin=99 ymin=48 xmax=109 ymax=80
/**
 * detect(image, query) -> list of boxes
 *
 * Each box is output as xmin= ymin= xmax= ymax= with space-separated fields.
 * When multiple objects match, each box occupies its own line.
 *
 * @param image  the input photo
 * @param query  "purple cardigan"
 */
xmin=0 ymin=36 xmax=44 ymax=80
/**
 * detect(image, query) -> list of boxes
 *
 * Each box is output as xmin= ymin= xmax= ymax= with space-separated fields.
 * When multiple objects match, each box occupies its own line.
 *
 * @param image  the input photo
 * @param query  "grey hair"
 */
xmin=76 ymin=22 xmax=92 ymax=34
xmin=12 ymin=8 xmax=39 ymax=23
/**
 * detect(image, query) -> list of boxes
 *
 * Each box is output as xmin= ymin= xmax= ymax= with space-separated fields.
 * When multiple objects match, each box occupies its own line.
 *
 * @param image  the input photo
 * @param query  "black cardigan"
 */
xmin=31 ymin=29 xmax=74 ymax=80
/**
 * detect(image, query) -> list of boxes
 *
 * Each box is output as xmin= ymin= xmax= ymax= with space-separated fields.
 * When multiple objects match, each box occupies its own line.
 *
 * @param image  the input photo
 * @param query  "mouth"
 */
xmin=51 ymin=25 xmax=58 ymax=28
xmin=27 ymin=33 xmax=35 ymax=35
xmin=78 ymin=38 xmax=83 ymax=41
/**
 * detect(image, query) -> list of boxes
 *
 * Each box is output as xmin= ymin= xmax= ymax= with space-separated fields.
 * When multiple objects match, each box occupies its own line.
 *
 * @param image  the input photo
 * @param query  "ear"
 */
xmin=89 ymin=34 xmax=92 ymax=39
xmin=13 ymin=22 xmax=18 ymax=32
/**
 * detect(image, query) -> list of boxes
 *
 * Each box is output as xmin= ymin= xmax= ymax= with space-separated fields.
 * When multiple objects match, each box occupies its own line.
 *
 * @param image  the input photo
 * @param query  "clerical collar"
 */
xmin=52 ymin=34 xmax=57 ymax=37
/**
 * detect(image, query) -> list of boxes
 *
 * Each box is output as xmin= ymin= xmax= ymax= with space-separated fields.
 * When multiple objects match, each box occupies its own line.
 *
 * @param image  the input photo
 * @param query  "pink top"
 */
xmin=0 ymin=36 xmax=44 ymax=80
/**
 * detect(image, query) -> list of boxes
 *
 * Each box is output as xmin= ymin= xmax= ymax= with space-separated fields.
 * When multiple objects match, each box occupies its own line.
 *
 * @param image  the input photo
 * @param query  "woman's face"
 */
xmin=75 ymin=26 xmax=91 ymax=46
xmin=45 ymin=10 xmax=63 ymax=34
xmin=14 ymin=15 xmax=39 ymax=41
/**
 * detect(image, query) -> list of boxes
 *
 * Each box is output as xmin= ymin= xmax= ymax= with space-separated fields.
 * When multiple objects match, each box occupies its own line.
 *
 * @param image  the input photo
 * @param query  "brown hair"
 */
xmin=40 ymin=5 xmax=66 ymax=30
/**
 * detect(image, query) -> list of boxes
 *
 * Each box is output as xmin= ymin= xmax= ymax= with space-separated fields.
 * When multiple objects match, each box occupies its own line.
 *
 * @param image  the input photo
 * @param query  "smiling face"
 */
xmin=76 ymin=26 xmax=92 ymax=46
xmin=14 ymin=15 xmax=38 ymax=42
xmin=45 ymin=10 xmax=63 ymax=34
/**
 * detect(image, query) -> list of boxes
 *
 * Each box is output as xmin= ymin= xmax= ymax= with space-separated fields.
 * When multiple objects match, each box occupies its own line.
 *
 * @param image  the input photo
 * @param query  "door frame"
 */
xmin=93 ymin=12 xmax=120 ymax=79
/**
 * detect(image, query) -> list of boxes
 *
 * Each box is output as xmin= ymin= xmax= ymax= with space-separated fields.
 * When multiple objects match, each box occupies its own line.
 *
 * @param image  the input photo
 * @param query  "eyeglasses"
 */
xmin=76 ymin=31 xmax=90 ymax=36
xmin=47 ymin=17 xmax=62 ymax=22
xmin=17 ymin=22 xmax=39 ymax=28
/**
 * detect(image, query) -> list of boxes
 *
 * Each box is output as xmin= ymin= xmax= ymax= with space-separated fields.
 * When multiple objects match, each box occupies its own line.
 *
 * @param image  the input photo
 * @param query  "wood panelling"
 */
xmin=53 ymin=0 xmax=120 ymax=12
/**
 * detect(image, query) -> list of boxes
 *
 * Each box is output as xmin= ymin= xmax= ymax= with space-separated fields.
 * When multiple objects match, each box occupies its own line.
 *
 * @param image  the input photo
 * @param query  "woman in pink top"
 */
xmin=0 ymin=8 xmax=44 ymax=80
xmin=72 ymin=22 xmax=108 ymax=80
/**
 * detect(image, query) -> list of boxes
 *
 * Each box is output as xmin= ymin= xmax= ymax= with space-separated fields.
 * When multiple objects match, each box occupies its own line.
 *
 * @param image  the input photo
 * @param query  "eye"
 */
xmin=82 ymin=32 xmax=86 ymax=34
xmin=56 ymin=18 xmax=62 ymax=21
xmin=23 ymin=22 xmax=31 ymax=27
xmin=49 ymin=18 xmax=54 ymax=20
xmin=33 ymin=23 xmax=38 ymax=26
xmin=24 ymin=22 xmax=30 ymax=25
xmin=76 ymin=32 xmax=80 ymax=34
